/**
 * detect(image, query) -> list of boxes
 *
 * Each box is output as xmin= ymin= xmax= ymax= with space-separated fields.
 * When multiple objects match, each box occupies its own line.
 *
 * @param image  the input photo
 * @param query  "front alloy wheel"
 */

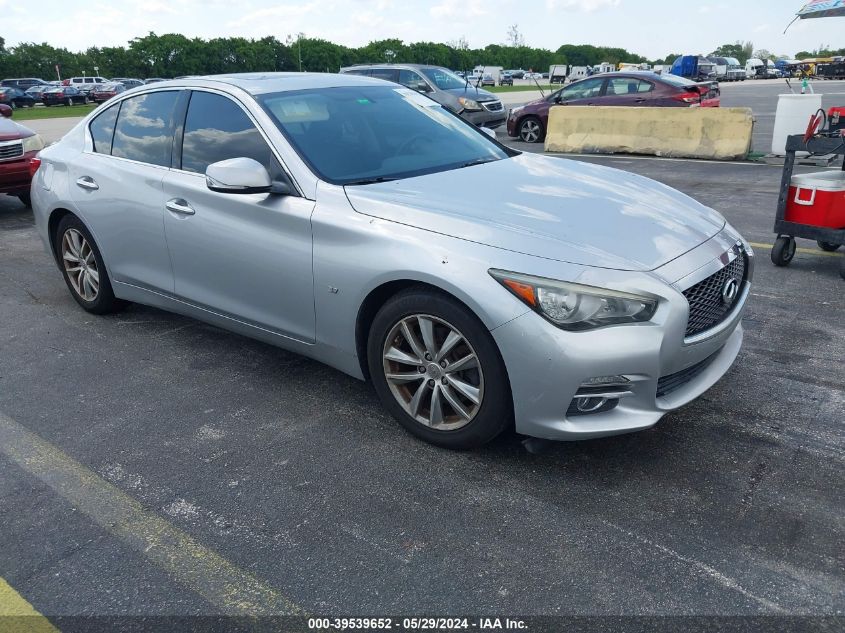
xmin=382 ymin=315 xmax=484 ymax=431
xmin=368 ymin=288 xmax=512 ymax=449
xmin=519 ymin=117 xmax=543 ymax=143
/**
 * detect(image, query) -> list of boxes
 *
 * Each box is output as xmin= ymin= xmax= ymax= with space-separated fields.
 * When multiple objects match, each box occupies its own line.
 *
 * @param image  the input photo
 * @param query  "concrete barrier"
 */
xmin=544 ymin=106 xmax=754 ymax=160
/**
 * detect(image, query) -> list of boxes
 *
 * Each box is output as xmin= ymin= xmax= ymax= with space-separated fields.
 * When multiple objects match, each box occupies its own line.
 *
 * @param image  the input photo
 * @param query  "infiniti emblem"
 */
xmin=721 ymin=278 xmax=739 ymax=306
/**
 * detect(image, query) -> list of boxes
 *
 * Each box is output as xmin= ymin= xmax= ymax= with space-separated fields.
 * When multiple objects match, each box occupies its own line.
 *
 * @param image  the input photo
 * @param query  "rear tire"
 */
xmin=17 ymin=192 xmax=31 ymax=208
xmin=54 ymin=215 xmax=124 ymax=314
xmin=817 ymin=240 xmax=841 ymax=252
xmin=367 ymin=288 xmax=512 ymax=449
xmin=771 ymin=236 xmax=796 ymax=267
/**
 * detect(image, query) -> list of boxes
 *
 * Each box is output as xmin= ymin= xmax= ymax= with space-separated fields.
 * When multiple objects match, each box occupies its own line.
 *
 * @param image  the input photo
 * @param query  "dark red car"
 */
xmin=0 ymin=104 xmax=43 ymax=207
xmin=507 ymin=72 xmax=721 ymax=143
xmin=90 ymin=82 xmax=126 ymax=103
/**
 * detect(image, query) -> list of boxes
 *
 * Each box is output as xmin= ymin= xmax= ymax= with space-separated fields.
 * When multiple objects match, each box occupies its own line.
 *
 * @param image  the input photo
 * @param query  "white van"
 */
xmin=67 ymin=76 xmax=108 ymax=93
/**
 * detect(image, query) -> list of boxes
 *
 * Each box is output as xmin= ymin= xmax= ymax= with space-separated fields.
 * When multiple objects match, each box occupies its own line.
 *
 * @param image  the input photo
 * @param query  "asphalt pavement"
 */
xmin=0 ymin=81 xmax=843 ymax=627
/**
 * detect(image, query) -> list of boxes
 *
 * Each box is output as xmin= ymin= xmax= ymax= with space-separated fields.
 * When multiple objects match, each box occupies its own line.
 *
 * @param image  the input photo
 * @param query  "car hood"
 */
xmin=344 ymin=154 xmax=725 ymax=272
xmin=442 ymin=86 xmax=498 ymax=102
xmin=0 ymin=117 xmax=34 ymax=141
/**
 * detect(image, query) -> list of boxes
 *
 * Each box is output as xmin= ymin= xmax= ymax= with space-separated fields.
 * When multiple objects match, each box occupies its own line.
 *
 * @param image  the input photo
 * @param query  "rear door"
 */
xmin=69 ymin=91 xmax=182 ymax=292
xmin=601 ymin=77 xmax=656 ymax=106
xmin=161 ymin=89 xmax=316 ymax=342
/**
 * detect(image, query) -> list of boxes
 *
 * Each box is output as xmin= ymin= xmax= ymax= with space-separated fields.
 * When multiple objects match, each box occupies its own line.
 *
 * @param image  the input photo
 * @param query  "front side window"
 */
xmin=562 ymin=77 xmax=604 ymax=101
xmin=89 ymin=104 xmax=119 ymax=154
xmin=419 ymin=68 xmax=467 ymax=90
xmin=398 ymin=69 xmax=428 ymax=91
xmin=259 ymin=86 xmax=512 ymax=185
xmin=111 ymin=91 xmax=179 ymax=167
xmin=181 ymin=91 xmax=282 ymax=179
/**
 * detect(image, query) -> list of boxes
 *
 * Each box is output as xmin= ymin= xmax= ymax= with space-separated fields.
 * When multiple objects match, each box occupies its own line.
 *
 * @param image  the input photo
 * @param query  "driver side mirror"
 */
xmin=0 ymin=104 xmax=12 ymax=118
xmin=206 ymin=157 xmax=273 ymax=195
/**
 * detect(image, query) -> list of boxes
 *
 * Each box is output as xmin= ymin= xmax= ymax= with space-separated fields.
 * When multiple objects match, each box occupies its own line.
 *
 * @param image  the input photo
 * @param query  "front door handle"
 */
xmin=165 ymin=198 xmax=195 ymax=216
xmin=76 ymin=176 xmax=99 ymax=191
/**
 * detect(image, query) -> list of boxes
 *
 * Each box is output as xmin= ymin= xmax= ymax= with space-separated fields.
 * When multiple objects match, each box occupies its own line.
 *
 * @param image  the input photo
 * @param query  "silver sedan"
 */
xmin=31 ymin=73 xmax=752 ymax=449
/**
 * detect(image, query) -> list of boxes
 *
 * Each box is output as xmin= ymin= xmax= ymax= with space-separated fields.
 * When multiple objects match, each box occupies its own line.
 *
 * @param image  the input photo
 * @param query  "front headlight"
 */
xmin=22 ymin=134 xmax=44 ymax=153
xmin=490 ymin=269 xmax=657 ymax=331
xmin=458 ymin=97 xmax=482 ymax=111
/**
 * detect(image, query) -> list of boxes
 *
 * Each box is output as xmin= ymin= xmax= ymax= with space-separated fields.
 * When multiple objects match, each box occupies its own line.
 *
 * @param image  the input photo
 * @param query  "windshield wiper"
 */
xmin=458 ymin=158 xmax=498 ymax=169
xmin=344 ymin=176 xmax=398 ymax=186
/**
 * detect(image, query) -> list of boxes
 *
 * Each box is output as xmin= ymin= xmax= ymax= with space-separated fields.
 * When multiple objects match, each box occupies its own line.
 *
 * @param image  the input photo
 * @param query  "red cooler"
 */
xmin=785 ymin=171 xmax=845 ymax=229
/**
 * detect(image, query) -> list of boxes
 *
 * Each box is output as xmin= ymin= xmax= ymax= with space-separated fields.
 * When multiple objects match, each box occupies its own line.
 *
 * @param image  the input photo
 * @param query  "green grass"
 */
xmin=12 ymin=104 xmax=98 ymax=121
xmin=487 ymin=84 xmax=554 ymax=93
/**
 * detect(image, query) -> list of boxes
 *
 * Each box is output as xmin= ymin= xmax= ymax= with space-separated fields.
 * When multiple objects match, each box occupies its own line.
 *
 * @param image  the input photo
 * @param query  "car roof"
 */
xmin=131 ymin=72 xmax=390 ymax=96
xmin=341 ymin=63 xmax=442 ymax=71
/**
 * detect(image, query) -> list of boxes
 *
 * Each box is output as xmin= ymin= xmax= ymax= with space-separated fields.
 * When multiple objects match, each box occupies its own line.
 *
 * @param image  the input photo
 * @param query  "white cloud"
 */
xmin=546 ymin=0 xmax=621 ymax=12
xmin=430 ymin=0 xmax=487 ymax=19
xmin=228 ymin=3 xmax=318 ymax=28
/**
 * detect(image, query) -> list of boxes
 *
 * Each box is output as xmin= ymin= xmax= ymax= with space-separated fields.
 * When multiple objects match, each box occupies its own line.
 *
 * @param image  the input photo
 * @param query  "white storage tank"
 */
xmin=772 ymin=93 xmax=824 ymax=155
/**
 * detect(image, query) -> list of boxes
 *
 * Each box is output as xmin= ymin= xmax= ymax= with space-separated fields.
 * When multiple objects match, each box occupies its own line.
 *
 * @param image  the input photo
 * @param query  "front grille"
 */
xmin=482 ymin=101 xmax=504 ymax=112
xmin=0 ymin=140 xmax=24 ymax=162
xmin=657 ymin=352 xmax=719 ymax=398
xmin=683 ymin=254 xmax=746 ymax=337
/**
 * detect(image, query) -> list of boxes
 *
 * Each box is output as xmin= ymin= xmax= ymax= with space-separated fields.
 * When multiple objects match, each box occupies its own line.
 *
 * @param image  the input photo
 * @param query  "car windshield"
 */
xmin=258 ymin=86 xmax=512 ymax=185
xmin=419 ymin=68 xmax=469 ymax=90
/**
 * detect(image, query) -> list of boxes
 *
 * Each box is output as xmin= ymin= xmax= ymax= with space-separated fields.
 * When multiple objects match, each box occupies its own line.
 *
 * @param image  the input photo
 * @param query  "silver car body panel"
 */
xmin=31 ymin=73 xmax=751 ymax=442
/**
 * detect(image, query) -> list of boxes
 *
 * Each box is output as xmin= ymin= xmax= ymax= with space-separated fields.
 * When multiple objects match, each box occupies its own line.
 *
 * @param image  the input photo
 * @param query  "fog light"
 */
xmin=576 ymin=397 xmax=608 ymax=413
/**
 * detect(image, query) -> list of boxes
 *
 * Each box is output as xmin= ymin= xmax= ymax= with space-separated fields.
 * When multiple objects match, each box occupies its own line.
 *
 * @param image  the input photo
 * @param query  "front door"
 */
xmin=162 ymin=90 xmax=316 ymax=343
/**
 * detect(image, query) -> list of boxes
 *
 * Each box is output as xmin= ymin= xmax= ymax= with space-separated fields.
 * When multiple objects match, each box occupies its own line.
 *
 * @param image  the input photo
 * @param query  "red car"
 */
xmin=0 ymin=104 xmax=44 ymax=207
xmin=507 ymin=72 xmax=721 ymax=143
xmin=90 ymin=82 xmax=126 ymax=103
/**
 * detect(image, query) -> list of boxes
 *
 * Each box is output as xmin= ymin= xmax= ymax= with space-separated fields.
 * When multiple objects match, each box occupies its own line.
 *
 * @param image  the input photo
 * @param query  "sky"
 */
xmin=0 ymin=0 xmax=842 ymax=59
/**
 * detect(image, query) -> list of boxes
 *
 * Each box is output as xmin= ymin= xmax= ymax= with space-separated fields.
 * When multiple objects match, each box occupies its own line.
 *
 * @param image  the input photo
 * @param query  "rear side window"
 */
xmin=89 ymin=104 xmax=120 ymax=154
xmin=181 ymin=91 xmax=282 ymax=179
xmin=112 ymin=91 xmax=179 ymax=167
xmin=370 ymin=68 xmax=398 ymax=82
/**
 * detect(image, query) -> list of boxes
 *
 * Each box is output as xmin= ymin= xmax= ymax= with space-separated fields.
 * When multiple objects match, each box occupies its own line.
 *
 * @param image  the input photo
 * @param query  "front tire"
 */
xmin=367 ymin=288 xmax=512 ymax=449
xmin=518 ymin=116 xmax=544 ymax=143
xmin=55 ymin=215 xmax=123 ymax=314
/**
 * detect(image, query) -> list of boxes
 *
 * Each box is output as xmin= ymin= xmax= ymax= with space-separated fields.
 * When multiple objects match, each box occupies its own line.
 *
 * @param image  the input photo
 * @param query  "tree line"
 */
xmin=1 ymin=32 xmax=834 ymax=81
xmin=0 ymin=32 xmax=653 ymax=80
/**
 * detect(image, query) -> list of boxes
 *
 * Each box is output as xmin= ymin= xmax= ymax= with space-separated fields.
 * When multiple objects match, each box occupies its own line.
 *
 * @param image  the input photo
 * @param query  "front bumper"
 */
xmin=0 ymin=150 xmax=37 ymax=195
xmin=461 ymin=105 xmax=506 ymax=129
xmin=491 ymin=228 xmax=750 ymax=441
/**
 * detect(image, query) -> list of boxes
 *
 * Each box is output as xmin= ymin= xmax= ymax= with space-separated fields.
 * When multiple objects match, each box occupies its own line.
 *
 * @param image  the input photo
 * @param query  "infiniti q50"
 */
xmin=31 ymin=73 xmax=752 ymax=449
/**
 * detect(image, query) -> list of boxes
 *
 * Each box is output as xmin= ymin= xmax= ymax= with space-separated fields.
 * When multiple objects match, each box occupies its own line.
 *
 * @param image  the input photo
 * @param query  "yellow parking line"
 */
xmin=748 ymin=241 xmax=843 ymax=258
xmin=0 ymin=412 xmax=303 ymax=617
xmin=0 ymin=577 xmax=58 ymax=632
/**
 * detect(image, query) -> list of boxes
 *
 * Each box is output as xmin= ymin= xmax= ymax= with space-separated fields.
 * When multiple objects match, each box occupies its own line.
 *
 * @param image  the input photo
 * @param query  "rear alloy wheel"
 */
xmin=368 ymin=289 xmax=512 ymax=449
xmin=55 ymin=215 xmax=123 ymax=314
xmin=519 ymin=116 xmax=544 ymax=143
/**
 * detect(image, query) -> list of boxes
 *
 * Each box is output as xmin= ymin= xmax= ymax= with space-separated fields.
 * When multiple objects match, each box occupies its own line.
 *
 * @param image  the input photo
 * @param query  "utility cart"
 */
xmin=771 ymin=133 xmax=845 ymax=280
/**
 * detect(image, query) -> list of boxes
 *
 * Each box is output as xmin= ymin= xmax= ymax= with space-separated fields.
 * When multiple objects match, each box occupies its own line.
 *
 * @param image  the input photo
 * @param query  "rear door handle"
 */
xmin=165 ymin=198 xmax=195 ymax=216
xmin=76 ymin=176 xmax=99 ymax=191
